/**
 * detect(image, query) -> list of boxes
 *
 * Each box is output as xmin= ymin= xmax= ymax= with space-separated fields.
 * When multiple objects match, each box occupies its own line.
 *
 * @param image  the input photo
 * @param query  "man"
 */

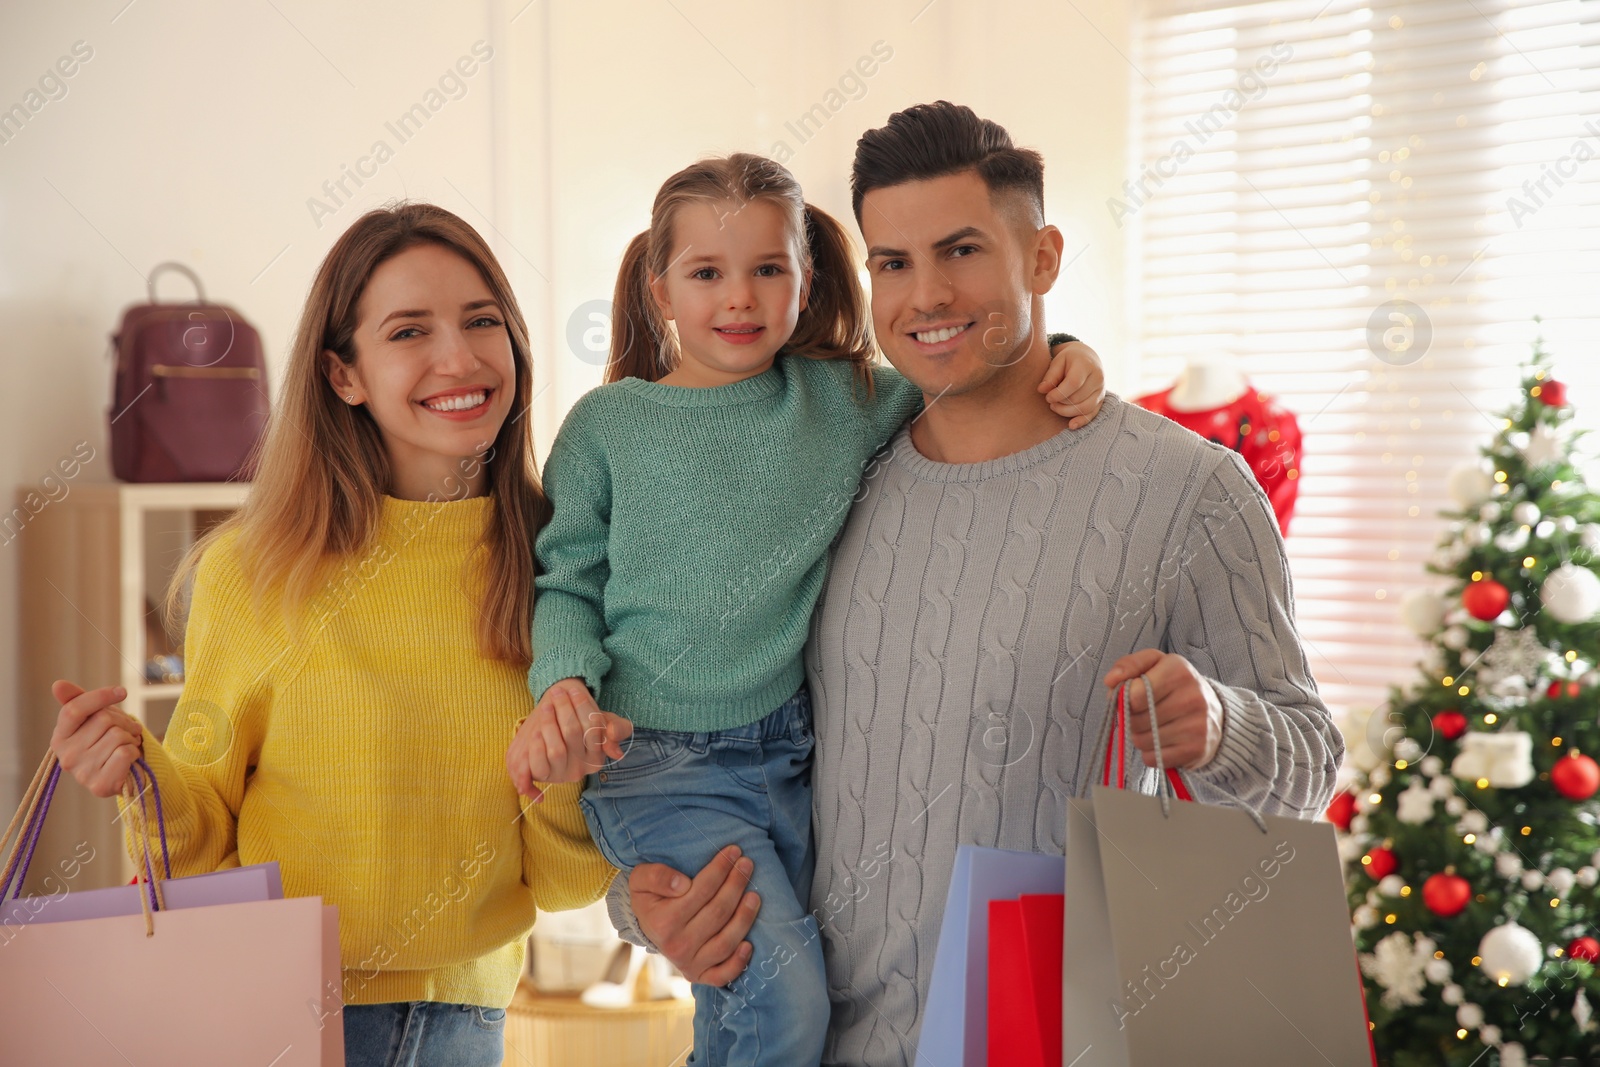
xmin=614 ymin=101 xmax=1342 ymax=1066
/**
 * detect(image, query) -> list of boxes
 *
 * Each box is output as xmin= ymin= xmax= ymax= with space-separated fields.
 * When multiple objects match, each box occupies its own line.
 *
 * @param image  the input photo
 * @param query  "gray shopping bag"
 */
xmin=1061 ymin=680 xmax=1373 ymax=1066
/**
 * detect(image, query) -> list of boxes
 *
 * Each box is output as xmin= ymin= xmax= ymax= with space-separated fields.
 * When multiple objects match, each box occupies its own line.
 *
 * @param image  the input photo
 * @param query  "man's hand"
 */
xmin=51 ymin=680 xmax=144 ymax=798
xmin=507 ymin=678 xmax=632 ymax=802
xmin=1039 ymin=340 xmax=1105 ymax=429
xmin=1103 ymin=650 xmax=1224 ymax=769
xmin=632 ymin=845 xmax=761 ymax=985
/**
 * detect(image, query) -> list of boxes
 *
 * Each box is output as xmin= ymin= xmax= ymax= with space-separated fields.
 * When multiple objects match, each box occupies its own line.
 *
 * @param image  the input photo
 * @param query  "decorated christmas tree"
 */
xmin=1334 ymin=345 xmax=1600 ymax=1066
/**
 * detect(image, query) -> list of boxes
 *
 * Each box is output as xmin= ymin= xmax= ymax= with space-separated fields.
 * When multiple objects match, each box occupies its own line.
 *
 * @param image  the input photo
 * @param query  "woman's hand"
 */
xmin=50 ymin=680 xmax=144 ymax=798
xmin=1039 ymin=340 xmax=1106 ymax=429
xmin=507 ymin=678 xmax=632 ymax=802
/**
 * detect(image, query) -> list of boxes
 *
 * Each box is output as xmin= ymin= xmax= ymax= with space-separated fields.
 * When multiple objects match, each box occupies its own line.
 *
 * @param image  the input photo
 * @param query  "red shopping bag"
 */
xmin=0 ymin=753 xmax=344 ymax=1066
xmin=988 ymin=894 xmax=1063 ymax=1067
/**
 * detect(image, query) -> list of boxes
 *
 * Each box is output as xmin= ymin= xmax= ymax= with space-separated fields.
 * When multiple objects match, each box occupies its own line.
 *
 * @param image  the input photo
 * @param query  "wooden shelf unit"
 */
xmin=18 ymin=481 xmax=249 ymax=892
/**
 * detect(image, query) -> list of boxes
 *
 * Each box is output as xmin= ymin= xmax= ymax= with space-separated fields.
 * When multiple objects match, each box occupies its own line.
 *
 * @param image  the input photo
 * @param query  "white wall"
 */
xmin=0 ymin=0 xmax=1132 ymax=811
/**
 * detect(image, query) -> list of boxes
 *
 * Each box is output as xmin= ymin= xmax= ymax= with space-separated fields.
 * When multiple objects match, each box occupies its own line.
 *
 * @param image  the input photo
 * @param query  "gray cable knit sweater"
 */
xmin=607 ymin=394 xmax=1343 ymax=1067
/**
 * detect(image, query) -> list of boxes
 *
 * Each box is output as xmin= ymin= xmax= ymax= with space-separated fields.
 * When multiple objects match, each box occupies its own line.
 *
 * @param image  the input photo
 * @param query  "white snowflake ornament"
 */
xmin=1396 ymin=780 xmax=1435 ymax=824
xmin=1523 ymin=424 xmax=1564 ymax=468
xmin=1360 ymin=931 xmax=1429 ymax=1009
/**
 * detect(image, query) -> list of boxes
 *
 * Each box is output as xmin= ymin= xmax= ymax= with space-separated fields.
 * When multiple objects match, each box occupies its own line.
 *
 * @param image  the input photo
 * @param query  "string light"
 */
xmin=1495 ymin=471 xmax=1508 ymax=482
xmin=1396 ymin=759 xmax=1409 ymax=770
xmin=1459 ymin=685 xmax=1471 ymax=696
xmin=1385 ymin=913 xmax=1397 ymax=924
xmin=1567 ymin=650 xmax=1579 ymax=662
xmin=1443 ymin=676 xmax=1455 ymax=686
xmin=1524 ymin=556 xmax=1537 ymax=568
xmin=1554 ymin=738 xmax=1564 ymax=747
xmin=1464 ymin=834 xmax=1477 ymax=844
xmin=1401 ymin=886 xmax=1412 ymax=897
xmin=1485 ymin=714 xmax=1498 ymax=724
xmin=1477 ymin=778 xmax=1490 ymax=789
xmin=1471 ymin=572 xmax=1484 ymax=582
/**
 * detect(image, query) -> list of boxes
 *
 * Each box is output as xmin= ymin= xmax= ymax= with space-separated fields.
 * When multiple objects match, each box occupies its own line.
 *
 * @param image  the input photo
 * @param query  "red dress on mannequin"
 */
xmin=1135 ymin=384 xmax=1302 ymax=535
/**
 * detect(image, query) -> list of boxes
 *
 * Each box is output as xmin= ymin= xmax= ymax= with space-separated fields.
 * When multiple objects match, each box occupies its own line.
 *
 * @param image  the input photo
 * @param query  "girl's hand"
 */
xmin=507 ymin=678 xmax=633 ymax=802
xmin=50 ymin=680 xmax=144 ymax=798
xmin=1039 ymin=340 xmax=1106 ymax=429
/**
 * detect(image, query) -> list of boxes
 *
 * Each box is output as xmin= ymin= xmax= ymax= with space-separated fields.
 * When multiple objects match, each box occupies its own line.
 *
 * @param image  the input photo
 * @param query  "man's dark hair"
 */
xmin=851 ymin=101 xmax=1045 ymax=228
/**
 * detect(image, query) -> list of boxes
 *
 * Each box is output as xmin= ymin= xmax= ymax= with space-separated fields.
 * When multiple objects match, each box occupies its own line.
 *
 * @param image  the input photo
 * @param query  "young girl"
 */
xmin=505 ymin=154 xmax=1102 ymax=1065
xmin=48 ymin=204 xmax=613 ymax=1067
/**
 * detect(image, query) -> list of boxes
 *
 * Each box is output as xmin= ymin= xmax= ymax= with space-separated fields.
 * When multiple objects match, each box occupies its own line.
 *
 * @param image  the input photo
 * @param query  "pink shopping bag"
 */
xmin=0 ymin=753 xmax=344 ymax=1065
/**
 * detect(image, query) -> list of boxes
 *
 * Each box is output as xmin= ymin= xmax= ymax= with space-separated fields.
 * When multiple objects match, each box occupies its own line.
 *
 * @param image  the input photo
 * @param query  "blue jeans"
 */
xmin=580 ymin=688 xmax=827 ymax=1067
xmin=343 ymin=1001 xmax=505 ymax=1067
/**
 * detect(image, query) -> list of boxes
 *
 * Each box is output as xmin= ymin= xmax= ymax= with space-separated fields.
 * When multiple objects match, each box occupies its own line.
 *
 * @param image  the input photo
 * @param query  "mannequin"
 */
xmin=1136 ymin=355 xmax=1302 ymax=535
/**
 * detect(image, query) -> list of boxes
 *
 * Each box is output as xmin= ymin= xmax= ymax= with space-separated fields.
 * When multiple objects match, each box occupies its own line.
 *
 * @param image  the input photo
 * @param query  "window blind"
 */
xmin=1131 ymin=0 xmax=1600 ymax=717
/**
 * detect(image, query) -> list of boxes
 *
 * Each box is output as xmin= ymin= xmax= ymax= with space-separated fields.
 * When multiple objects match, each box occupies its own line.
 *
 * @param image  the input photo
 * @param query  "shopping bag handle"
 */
xmin=2 ymin=750 xmax=172 ymax=934
xmin=1082 ymin=677 xmax=1269 ymax=832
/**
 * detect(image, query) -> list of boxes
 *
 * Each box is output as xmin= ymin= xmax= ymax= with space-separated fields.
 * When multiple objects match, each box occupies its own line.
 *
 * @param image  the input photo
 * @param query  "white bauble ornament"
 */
xmin=1481 ymin=502 xmax=1503 ymax=523
xmin=1583 ymin=524 xmax=1600 ymax=552
xmin=1458 ymin=810 xmax=1488 ymax=834
xmin=1474 ymin=828 xmax=1501 ymax=854
xmin=1421 ymin=755 xmax=1444 ymax=777
xmin=1480 ymin=1024 xmax=1502 ymax=1046
xmin=1399 ymin=588 xmax=1447 ymax=637
xmin=1500 ymin=1043 xmax=1528 ymax=1067
xmin=1350 ymin=815 xmax=1370 ymax=835
xmin=1513 ymin=501 xmax=1541 ymax=526
xmin=1445 ymin=795 xmax=1468 ymax=816
xmin=1556 ymin=515 xmax=1578 ymax=533
xmin=1441 ymin=625 xmax=1470 ymax=651
xmin=1537 ymin=520 xmax=1556 ymax=539
xmin=1496 ymin=852 xmax=1523 ymax=878
xmin=1464 ymin=523 xmax=1491 ymax=547
xmin=1548 ymin=867 xmax=1576 ymax=897
xmin=1429 ymin=774 xmax=1456 ymax=798
xmin=1448 ymin=464 xmax=1495 ymax=508
xmin=1353 ymin=904 xmax=1377 ymax=928
xmin=1452 ymin=731 xmax=1535 ymax=788
xmin=1457 ymin=1002 xmax=1485 ymax=1028
xmin=1479 ymin=922 xmax=1543 ymax=985
xmin=1425 ymin=957 xmax=1452 ymax=983
xmin=1378 ymin=874 xmax=1405 ymax=896
xmin=1441 ymin=983 xmax=1464 ymax=1005
xmin=1579 ymin=866 xmax=1599 ymax=888
xmin=1394 ymin=737 xmax=1423 ymax=762
xmin=1496 ymin=525 xmax=1531 ymax=552
xmin=1542 ymin=563 xmax=1600 ymax=623
xmin=1521 ymin=870 xmax=1544 ymax=890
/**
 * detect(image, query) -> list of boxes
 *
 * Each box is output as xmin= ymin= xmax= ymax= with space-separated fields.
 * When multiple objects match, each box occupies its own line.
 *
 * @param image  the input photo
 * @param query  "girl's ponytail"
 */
xmin=785 ymin=203 xmax=874 ymax=384
xmin=606 ymin=231 xmax=666 ymax=384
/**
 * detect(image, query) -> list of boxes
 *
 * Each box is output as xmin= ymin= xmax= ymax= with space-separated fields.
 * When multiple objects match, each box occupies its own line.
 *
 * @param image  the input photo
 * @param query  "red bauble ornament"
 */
xmin=1363 ymin=846 xmax=1398 ymax=880
xmin=1569 ymin=936 xmax=1600 ymax=962
xmin=1548 ymin=680 xmax=1583 ymax=700
xmin=1462 ymin=578 xmax=1511 ymax=621
xmin=1326 ymin=792 xmax=1357 ymax=832
xmin=1539 ymin=380 xmax=1568 ymax=407
xmin=1422 ymin=872 xmax=1472 ymax=917
xmin=1551 ymin=752 xmax=1600 ymax=800
xmin=1433 ymin=709 xmax=1469 ymax=741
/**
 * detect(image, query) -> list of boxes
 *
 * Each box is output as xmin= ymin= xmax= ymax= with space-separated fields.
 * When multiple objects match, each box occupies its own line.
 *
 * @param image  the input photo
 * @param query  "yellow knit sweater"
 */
xmin=134 ymin=496 xmax=615 ymax=1009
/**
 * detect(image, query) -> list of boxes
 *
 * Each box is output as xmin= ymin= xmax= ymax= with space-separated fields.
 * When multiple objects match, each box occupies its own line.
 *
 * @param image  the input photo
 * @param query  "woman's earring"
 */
xmin=346 ymin=395 xmax=357 ymax=404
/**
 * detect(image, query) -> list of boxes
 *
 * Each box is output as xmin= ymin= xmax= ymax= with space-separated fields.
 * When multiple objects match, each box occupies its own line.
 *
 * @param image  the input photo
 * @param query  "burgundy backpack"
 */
xmin=110 ymin=262 xmax=269 ymax=482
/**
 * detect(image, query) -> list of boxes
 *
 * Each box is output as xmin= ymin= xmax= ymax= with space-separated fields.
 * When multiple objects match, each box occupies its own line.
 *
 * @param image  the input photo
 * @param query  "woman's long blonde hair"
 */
xmin=168 ymin=203 xmax=547 ymax=665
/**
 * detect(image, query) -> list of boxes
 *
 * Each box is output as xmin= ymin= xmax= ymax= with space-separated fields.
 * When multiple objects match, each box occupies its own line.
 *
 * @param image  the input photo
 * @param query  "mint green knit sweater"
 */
xmin=529 ymin=356 xmax=921 ymax=731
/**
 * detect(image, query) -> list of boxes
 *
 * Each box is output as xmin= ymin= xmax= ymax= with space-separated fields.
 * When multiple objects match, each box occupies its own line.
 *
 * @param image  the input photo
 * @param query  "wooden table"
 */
xmin=505 ymin=977 xmax=694 ymax=1067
